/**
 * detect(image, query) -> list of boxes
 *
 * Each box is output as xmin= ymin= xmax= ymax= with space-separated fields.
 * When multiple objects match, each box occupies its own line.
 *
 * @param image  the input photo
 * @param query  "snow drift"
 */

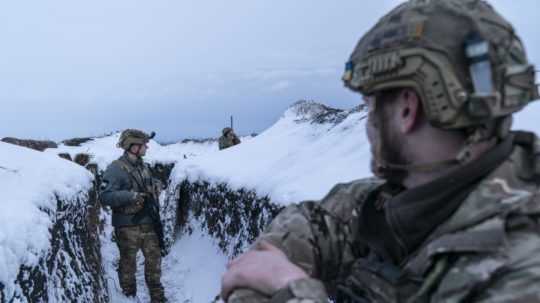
xmin=173 ymin=100 xmax=371 ymax=204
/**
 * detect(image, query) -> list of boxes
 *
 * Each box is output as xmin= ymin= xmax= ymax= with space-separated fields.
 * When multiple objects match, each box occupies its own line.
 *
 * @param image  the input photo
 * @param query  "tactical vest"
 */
xmin=114 ymin=157 xmax=158 ymax=197
xmin=113 ymin=157 xmax=160 ymax=215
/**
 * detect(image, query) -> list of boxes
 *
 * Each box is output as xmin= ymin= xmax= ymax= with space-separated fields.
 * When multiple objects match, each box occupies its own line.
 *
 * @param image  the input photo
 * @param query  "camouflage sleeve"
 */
xmin=229 ymin=180 xmax=376 ymax=303
xmin=470 ymin=228 xmax=540 ymax=303
xmin=249 ymin=199 xmax=355 ymax=302
xmin=228 ymin=202 xmax=338 ymax=303
xmin=100 ymin=162 xmax=136 ymax=208
xmin=259 ymin=201 xmax=346 ymax=279
xmin=260 ymin=180 xmax=369 ymax=281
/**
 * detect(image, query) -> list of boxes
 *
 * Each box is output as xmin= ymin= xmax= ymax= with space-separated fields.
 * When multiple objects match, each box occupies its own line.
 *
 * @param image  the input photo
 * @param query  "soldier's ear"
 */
xmin=399 ymin=88 xmax=421 ymax=134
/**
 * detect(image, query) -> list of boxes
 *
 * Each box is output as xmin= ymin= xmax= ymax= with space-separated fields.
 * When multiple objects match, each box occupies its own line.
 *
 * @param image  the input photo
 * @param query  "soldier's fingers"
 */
xmin=220 ymin=272 xmax=232 ymax=301
xmin=221 ymin=268 xmax=243 ymax=301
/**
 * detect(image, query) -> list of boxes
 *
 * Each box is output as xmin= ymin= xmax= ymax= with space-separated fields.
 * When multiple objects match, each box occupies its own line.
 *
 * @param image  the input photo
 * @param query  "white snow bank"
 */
xmin=0 ymin=142 xmax=93 ymax=292
xmin=173 ymin=102 xmax=371 ymax=204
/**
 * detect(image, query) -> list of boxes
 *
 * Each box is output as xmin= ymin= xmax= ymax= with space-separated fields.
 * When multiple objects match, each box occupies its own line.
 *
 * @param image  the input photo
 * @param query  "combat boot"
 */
xmin=150 ymin=292 xmax=167 ymax=303
xmin=121 ymin=287 xmax=137 ymax=299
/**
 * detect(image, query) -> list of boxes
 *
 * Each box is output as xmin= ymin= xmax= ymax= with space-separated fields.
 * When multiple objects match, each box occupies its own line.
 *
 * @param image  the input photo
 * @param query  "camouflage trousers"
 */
xmin=115 ymin=224 xmax=166 ymax=303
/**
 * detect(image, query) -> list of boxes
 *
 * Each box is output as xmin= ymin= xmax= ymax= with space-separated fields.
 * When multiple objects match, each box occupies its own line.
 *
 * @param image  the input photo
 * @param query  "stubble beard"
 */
xmin=370 ymin=112 xmax=409 ymax=185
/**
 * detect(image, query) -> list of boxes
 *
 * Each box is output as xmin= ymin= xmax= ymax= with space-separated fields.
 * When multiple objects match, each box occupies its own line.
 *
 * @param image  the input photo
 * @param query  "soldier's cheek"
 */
xmin=366 ymin=119 xmax=378 ymax=155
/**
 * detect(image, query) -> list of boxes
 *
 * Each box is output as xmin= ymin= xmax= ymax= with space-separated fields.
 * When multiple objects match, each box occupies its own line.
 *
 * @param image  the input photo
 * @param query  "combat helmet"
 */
xmin=343 ymin=0 xmax=538 ymax=140
xmin=117 ymin=129 xmax=155 ymax=150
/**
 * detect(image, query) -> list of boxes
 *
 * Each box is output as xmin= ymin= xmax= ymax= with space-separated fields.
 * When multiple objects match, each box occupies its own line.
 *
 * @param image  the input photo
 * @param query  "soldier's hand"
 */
xmin=133 ymin=192 xmax=147 ymax=207
xmin=220 ymin=241 xmax=308 ymax=301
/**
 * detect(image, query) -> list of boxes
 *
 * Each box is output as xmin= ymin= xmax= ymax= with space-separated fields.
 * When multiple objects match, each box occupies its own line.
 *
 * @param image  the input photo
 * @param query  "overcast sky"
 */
xmin=1 ymin=0 xmax=539 ymax=142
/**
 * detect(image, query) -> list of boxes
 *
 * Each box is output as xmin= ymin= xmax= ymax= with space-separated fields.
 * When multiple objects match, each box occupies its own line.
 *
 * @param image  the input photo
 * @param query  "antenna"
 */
xmin=230 ymin=115 xmax=234 ymax=129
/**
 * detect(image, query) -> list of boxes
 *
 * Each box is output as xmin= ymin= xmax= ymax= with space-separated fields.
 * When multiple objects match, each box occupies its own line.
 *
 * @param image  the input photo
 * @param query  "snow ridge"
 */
xmin=172 ymin=101 xmax=370 ymax=204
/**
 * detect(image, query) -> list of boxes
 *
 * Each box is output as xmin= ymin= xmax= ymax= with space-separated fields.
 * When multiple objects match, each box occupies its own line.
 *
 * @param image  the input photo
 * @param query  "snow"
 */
xmin=0 ymin=142 xmax=93 ymax=296
xmin=172 ymin=103 xmax=371 ymax=204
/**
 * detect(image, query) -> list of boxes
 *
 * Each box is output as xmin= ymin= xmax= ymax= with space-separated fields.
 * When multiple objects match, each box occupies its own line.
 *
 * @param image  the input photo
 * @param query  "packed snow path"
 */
xmin=104 ymin=227 xmax=227 ymax=303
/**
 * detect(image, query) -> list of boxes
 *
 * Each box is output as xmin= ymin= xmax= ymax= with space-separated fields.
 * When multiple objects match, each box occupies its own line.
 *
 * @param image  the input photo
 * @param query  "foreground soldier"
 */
xmin=222 ymin=0 xmax=540 ymax=302
xmin=219 ymin=127 xmax=241 ymax=150
xmin=101 ymin=129 xmax=167 ymax=303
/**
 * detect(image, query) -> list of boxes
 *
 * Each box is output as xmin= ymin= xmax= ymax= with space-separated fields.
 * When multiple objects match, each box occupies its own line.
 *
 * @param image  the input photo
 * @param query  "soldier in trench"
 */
xmin=101 ymin=129 xmax=167 ymax=303
xmin=219 ymin=127 xmax=241 ymax=150
xmin=221 ymin=0 xmax=540 ymax=302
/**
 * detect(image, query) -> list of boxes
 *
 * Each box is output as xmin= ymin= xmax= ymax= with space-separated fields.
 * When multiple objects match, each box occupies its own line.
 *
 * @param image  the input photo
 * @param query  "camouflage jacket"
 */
xmin=230 ymin=132 xmax=540 ymax=303
xmin=219 ymin=134 xmax=241 ymax=150
xmin=101 ymin=153 xmax=158 ymax=227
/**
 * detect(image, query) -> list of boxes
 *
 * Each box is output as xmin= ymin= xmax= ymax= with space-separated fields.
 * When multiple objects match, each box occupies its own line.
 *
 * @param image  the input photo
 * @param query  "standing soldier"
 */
xmin=219 ymin=127 xmax=241 ymax=150
xmin=101 ymin=129 xmax=167 ymax=303
xmin=221 ymin=0 xmax=540 ymax=302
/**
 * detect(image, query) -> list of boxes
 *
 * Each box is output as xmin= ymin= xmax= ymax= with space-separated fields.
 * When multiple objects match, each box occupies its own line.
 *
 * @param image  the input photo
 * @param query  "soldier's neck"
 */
xmin=402 ymin=140 xmax=496 ymax=189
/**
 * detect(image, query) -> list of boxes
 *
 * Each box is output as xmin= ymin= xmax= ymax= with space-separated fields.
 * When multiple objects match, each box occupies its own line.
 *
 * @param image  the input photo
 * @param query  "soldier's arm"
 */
xmin=227 ymin=181 xmax=375 ymax=303
xmin=100 ymin=163 xmax=137 ymax=208
xmin=227 ymin=202 xmax=334 ymax=303
xmin=247 ymin=199 xmax=354 ymax=302
xmin=258 ymin=202 xmax=339 ymax=278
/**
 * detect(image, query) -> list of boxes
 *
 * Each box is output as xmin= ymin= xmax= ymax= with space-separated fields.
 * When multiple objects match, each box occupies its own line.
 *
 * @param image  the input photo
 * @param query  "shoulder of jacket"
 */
xmin=319 ymin=177 xmax=383 ymax=220
xmin=104 ymin=159 xmax=130 ymax=177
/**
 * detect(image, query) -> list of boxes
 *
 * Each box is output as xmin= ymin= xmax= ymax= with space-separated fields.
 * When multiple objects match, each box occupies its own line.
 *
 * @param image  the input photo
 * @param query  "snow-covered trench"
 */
xmin=3 ymin=99 xmax=540 ymax=303
xmin=155 ymin=101 xmax=371 ymax=302
xmin=27 ymin=100 xmax=371 ymax=303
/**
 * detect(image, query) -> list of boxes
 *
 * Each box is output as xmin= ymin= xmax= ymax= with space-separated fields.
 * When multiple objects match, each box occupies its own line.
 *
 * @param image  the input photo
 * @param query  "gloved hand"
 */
xmin=133 ymin=192 xmax=147 ymax=208
xmin=117 ymin=192 xmax=146 ymax=215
